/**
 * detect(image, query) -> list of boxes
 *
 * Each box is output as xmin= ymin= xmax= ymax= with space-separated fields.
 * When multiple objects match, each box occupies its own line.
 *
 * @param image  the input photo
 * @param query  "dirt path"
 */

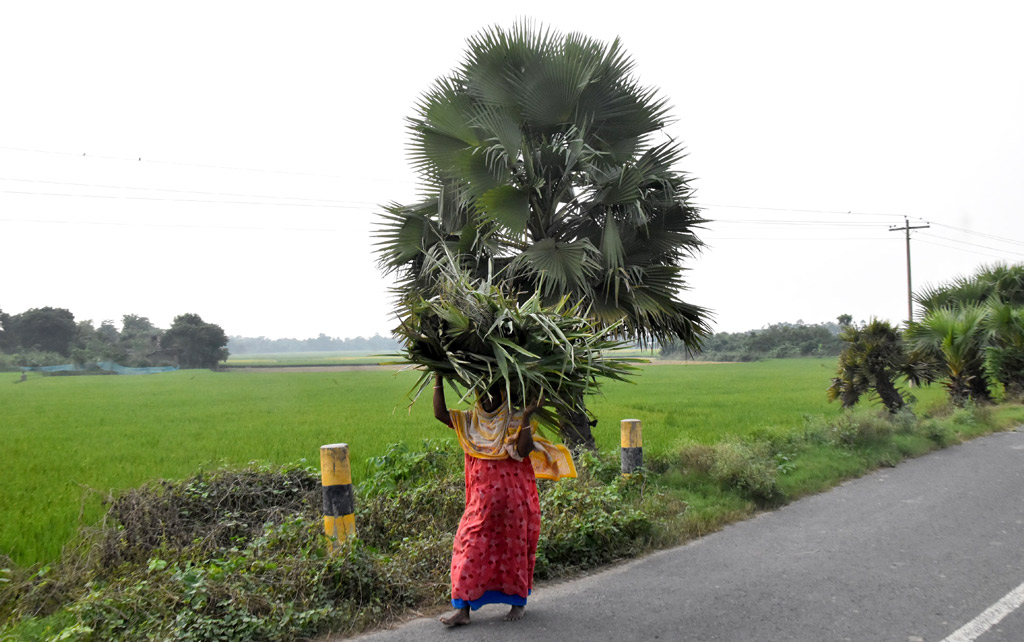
xmin=225 ymin=364 xmax=407 ymax=373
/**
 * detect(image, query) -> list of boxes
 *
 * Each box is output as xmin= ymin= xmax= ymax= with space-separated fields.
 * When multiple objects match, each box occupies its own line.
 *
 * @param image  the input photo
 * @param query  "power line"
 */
xmin=0 ymin=145 xmax=407 ymax=184
xmin=0 ymin=216 xmax=335 ymax=233
xmin=919 ymin=232 xmax=1024 ymax=258
xmin=710 ymin=219 xmax=888 ymax=227
xmin=0 ymin=176 xmax=378 ymax=207
xmin=4 ymin=145 xmax=1023 ymax=253
xmin=696 ymin=202 xmax=911 ymax=220
xmin=915 ymin=238 xmax=1017 ymax=261
xmin=927 ymin=221 xmax=1024 ymax=248
xmin=711 ymin=236 xmax=895 ymax=241
xmin=0 ymin=188 xmax=373 ymax=209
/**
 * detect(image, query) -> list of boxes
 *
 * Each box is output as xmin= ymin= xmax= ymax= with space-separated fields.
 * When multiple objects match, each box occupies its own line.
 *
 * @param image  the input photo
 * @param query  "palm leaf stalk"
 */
xmin=394 ymin=262 xmax=641 ymax=434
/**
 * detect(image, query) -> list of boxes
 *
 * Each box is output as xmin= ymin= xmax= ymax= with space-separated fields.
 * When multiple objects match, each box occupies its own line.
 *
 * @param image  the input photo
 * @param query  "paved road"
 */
xmin=348 ymin=429 xmax=1024 ymax=642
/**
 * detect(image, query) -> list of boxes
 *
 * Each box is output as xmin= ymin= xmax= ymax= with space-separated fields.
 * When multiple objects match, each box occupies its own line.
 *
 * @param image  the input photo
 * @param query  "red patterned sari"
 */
xmin=448 ymin=406 xmax=542 ymax=609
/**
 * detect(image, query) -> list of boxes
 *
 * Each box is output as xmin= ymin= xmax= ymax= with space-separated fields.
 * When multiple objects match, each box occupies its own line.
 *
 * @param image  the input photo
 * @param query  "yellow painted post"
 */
xmin=620 ymin=419 xmax=643 ymax=475
xmin=320 ymin=443 xmax=356 ymax=543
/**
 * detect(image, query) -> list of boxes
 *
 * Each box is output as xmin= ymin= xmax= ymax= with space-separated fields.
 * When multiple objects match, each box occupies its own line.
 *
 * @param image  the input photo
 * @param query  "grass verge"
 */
xmin=1 ymin=400 xmax=1016 ymax=641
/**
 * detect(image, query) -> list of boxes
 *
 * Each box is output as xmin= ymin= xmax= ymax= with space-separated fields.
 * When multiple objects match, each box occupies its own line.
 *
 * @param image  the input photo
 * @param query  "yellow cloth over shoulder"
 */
xmin=450 ymin=404 xmax=577 ymax=481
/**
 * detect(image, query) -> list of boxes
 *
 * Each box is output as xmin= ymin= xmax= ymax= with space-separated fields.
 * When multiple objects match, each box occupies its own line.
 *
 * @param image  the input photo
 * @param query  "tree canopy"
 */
xmin=161 ymin=313 xmax=229 ymax=369
xmin=3 ymin=307 xmax=78 ymax=357
xmin=376 ymin=21 xmax=710 ymax=348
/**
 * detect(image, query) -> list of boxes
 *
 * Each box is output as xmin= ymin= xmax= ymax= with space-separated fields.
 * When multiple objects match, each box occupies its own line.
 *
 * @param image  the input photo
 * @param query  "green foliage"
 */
xmin=396 ymin=258 xmax=640 ymax=427
xmin=907 ymin=305 xmax=993 ymax=405
xmin=7 ymin=350 xmax=68 ymax=368
xmin=827 ymin=319 xmax=934 ymax=413
xmin=663 ymin=320 xmax=845 ymax=361
xmin=0 ymin=368 xmax=1011 ymax=640
xmin=984 ymin=300 xmax=1024 ymax=397
xmin=2 ymin=308 xmax=78 ymax=357
xmin=913 ymin=263 xmax=1024 ymax=403
xmin=827 ymin=409 xmax=895 ymax=446
xmin=161 ymin=313 xmax=229 ymax=369
xmin=536 ymin=464 xmax=653 ymax=575
xmin=0 ymin=311 xmax=218 ymax=372
xmin=376 ymin=20 xmax=710 ymax=349
xmin=1 ymin=359 xmax=947 ymax=566
xmin=1 ymin=448 xmax=666 ymax=641
xmin=915 ymin=262 xmax=1024 ymax=312
xmin=678 ymin=440 xmax=784 ymax=506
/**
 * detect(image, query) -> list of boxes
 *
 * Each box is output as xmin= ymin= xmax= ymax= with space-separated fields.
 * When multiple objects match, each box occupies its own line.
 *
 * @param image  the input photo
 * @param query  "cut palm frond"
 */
xmin=394 ymin=260 xmax=640 ymax=432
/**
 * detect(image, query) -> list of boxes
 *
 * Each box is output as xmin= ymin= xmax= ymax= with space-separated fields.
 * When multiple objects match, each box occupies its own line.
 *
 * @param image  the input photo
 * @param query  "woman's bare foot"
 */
xmin=439 ymin=606 xmax=471 ymax=627
xmin=503 ymin=605 xmax=525 ymax=621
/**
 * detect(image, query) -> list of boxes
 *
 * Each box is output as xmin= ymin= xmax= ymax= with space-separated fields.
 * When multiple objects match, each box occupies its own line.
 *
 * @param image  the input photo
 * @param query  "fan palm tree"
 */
xmin=827 ymin=319 xmax=935 ymax=413
xmin=915 ymin=262 xmax=1024 ymax=314
xmin=984 ymin=299 xmax=1024 ymax=397
xmin=376 ymin=22 xmax=711 ymax=448
xmin=906 ymin=305 xmax=992 ymax=406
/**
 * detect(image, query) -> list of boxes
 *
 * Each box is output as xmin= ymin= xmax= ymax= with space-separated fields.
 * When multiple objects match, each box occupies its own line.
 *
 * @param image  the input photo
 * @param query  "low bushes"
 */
xmin=1 ymin=444 xmax=664 ymax=641
xmin=0 ymin=402 xmax=1010 ymax=641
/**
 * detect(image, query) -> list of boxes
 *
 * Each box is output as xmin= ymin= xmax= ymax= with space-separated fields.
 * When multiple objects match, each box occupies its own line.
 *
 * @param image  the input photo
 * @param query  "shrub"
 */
xmin=536 ymin=452 xmax=654 ymax=577
xmin=2 ymin=446 xmax=666 ymax=641
xmin=678 ymin=441 xmax=784 ymax=506
xmin=828 ymin=409 xmax=894 ymax=446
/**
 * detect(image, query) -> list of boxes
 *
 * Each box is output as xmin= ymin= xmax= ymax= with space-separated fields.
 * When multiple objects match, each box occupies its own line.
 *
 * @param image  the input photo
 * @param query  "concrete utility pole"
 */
xmin=889 ymin=217 xmax=930 ymax=323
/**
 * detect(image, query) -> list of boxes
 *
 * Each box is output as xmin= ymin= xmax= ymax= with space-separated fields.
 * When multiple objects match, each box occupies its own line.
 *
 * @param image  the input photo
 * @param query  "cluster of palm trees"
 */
xmin=908 ymin=263 xmax=1024 ymax=405
xmin=830 ymin=263 xmax=1024 ymax=412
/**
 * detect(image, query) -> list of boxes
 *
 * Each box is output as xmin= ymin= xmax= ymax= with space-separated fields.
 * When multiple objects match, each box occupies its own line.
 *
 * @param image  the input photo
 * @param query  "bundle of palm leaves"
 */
xmin=395 ymin=266 xmax=640 ymax=431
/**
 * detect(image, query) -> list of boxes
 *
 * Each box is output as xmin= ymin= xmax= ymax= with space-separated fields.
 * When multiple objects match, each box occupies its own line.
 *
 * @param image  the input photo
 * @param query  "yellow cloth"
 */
xmin=450 ymin=404 xmax=577 ymax=481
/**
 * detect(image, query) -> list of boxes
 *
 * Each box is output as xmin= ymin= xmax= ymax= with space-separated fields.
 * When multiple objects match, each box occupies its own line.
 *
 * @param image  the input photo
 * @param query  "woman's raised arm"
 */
xmin=433 ymin=373 xmax=453 ymax=427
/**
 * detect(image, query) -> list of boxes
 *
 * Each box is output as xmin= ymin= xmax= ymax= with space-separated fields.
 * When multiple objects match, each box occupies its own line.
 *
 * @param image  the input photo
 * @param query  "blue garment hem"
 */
xmin=452 ymin=589 xmax=530 ymax=611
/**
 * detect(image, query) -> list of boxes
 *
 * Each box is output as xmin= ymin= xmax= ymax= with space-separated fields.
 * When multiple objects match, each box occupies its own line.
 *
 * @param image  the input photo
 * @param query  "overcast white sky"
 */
xmin=2 ymin=1 xmax=1022 ymax=341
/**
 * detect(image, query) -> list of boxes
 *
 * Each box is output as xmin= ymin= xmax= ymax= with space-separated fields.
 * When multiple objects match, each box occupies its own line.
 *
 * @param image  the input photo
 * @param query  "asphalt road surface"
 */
xmin=346 ymin=428 xmax=1024 ymax=642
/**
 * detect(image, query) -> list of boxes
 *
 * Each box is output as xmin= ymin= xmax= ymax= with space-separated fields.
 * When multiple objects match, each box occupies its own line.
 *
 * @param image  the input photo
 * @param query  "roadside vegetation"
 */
xmin=2 ymin=360 xmax=1020 ymax=641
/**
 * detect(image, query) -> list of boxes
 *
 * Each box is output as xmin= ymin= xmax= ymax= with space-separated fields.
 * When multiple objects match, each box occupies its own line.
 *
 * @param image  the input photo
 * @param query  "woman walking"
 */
xmin=432 ymin=373 xmax=574 ymax=626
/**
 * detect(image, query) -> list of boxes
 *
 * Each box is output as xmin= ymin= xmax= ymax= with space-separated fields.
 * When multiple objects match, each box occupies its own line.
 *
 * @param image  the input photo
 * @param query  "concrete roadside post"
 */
xmin=620 ymin=419 xmax=643 ymax=475
xmin=320 ymin=443 xmax=356 ymax=546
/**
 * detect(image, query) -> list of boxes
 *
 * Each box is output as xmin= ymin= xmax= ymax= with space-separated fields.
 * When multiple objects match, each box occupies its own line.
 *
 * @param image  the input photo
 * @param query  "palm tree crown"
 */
xmin=377 ymin=21 xmax=711 ymax=348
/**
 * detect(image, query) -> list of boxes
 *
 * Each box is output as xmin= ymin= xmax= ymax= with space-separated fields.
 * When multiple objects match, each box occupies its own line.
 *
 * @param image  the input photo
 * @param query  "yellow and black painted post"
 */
xmin=620 ymin=418 xmax=643 ymax=475
xmin=320 ymin=443 xmax=356 ymax=543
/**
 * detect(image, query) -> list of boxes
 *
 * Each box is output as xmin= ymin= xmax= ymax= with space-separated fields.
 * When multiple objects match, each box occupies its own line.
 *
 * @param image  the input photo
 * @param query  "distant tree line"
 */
xmin=661 ymin=318 xmax=850 ymax=361
xmin=0 ymin=307 xmax=229 ymax=371
xmin=226 ymin=333 xmax=400 ymax=354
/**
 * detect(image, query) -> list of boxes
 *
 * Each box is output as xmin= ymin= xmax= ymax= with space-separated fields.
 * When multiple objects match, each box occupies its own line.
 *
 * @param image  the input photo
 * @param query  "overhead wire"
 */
xmin=0 ymin=188 xmax=372 ymax=209
xmin=0 ymin=145 xmax=407 ymax=183
xmin=0 ymin=176 xmax=378 ymax=207
xmin=927 ymin=221 xmax=1024 ymax=248
xmin=915 ymin=238 xmax=1016 ymax=261
xmin=0 ymin=216 xmax=335 ymax=233
xmin=918 ymin=232 xmax=1024 ymax=258
xmin=3 ymin=144 xmax=1023 ymax=257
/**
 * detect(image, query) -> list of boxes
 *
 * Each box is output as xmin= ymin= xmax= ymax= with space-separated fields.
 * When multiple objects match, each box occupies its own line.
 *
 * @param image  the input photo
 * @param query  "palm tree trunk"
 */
xmin=559 ymin=391 xmax=597 ymax=451
xmin=872 ymin=373 xmax=906 ymax=414
xmin=967 ymin=364 xmax=993 ymax=403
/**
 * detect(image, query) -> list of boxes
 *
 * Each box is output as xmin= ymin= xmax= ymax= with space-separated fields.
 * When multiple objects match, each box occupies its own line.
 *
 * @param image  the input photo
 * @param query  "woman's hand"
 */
xmin=523 ymin=392 xmax=545 ymax=421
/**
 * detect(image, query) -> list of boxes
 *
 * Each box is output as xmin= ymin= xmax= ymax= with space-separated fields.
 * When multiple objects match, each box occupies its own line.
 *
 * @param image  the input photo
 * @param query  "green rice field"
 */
xmin=0 ymin=359 xmax=946 ymax=566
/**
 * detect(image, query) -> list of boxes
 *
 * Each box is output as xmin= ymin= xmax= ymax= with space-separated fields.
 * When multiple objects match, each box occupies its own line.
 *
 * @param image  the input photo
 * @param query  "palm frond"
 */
xmin=394 ymin=258 xmax=641 ymax=429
